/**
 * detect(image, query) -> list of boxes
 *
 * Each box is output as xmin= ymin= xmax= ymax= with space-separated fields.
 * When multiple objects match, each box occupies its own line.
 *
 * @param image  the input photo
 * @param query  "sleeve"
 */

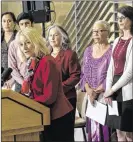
xmin=79 ymin=48 xmax=89 ymax=92
xmin=112 ymin=46 xmax=132 ymax=92
xmin=102 ymin=48 xmax=112 ymax=90
xmin=8 ymin=41 xmax=24 ymax=85
xmin=34 ymin=59 xmax=59 ymax=105
xmin=62 ymin=51 xmax=81 ymax=93
xmin=102 ymin=79 xmax=106 ymax=91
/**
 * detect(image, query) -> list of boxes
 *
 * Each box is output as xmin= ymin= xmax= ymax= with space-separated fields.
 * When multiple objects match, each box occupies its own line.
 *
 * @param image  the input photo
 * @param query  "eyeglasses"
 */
xmin=92 ymin=30 xmax=107 ymax=34
xmin=116 ymin=16 xmax=126 ymax=21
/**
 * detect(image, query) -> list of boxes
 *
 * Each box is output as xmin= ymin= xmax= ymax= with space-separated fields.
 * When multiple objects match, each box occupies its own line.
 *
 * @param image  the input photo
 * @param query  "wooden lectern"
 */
xmin=2 ymin=89 xmax=50 ymax=142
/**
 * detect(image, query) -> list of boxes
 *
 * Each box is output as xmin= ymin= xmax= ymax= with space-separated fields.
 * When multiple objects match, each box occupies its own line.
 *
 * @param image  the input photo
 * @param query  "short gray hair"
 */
xmin=94 ymin=20 xmax=110 ymax=34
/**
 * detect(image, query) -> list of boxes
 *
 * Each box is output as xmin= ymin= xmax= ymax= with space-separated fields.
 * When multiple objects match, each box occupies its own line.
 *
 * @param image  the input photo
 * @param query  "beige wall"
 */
xmin=1 ymin=1 xmax=73 ymax=35
xmin=2 ymin=1 xmax=23 ymax=17
xmin=52 ymin=2 xmax=72 ymax=24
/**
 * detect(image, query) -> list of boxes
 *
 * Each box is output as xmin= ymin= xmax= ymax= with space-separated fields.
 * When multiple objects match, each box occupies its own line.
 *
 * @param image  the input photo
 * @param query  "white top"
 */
xmin=106 ymin=37 xmax=133 ymax=101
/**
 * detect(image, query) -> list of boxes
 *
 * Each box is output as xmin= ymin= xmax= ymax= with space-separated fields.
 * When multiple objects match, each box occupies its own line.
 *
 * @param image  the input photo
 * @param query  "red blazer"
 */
xmin=31 ymin=56 xmax=73 ymax=120
xmin=54 ymin=49 xmax=81 ymax=99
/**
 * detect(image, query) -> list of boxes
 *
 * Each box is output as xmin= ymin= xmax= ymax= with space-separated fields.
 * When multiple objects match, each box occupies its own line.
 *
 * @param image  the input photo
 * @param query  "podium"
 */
xmin=2 ymin=89 xmax=50 ymax=142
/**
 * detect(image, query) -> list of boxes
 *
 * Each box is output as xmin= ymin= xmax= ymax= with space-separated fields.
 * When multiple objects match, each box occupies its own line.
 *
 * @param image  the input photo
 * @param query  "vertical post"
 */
xmin=114 ymin=2 xmax=119 ymax=39
xmin=42 ymin=23 xmax=45 ymax=38
xmin=74 ymin=0 xmax=80 ymax=53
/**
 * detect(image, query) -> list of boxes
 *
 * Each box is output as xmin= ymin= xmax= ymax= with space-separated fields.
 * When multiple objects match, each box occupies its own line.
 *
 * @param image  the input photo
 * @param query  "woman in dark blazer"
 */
xmin=15 ymin=27 xmax=73 ymax=142
xmin=47 ymin=25 xmax=81 ymax=141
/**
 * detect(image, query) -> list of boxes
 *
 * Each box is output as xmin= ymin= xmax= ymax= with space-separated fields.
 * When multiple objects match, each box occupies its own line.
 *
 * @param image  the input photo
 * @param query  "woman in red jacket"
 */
xmin=47 ymin=25 xmax=81 ymax=141
xmin=15 ymin=27 xmax=73 ymax=142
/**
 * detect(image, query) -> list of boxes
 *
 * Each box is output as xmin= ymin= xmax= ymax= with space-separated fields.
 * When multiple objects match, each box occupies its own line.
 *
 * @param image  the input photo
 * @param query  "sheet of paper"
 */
xmin=86 ymin=99 xmax=107 ymax=125
xmin=108 ymin=101 xmax=119 ymax=116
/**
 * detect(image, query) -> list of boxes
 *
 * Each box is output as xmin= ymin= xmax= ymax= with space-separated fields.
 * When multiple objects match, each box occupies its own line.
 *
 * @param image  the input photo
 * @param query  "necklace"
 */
xmin=114 ymin=38 xmax=130 ymax=68
xmin=51 ymin=52 xmax=59 ymax=55
xmin=51 ymin=50 xmax=60 ymax=57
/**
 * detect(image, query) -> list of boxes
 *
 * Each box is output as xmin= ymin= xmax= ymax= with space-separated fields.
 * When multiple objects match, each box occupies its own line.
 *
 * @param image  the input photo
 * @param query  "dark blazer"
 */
xmin=54 ymin=49 xmax=81 ymax=99
xmin=31 ymin=56 xmax=73 ymax=120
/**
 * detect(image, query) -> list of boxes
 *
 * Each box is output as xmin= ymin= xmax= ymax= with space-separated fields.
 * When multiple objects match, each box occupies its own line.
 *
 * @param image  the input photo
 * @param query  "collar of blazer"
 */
xmin=54 ymin=49 xmax=65 ymax=62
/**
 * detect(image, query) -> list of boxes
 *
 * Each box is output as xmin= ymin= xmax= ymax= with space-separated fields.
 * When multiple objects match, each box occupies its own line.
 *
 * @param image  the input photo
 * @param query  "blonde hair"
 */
xmin=15 ymin=27 xmax=50 ymax=62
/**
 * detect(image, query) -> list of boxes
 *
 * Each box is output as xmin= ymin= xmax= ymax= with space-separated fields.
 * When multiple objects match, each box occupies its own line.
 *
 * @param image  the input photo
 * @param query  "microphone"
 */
xmin=1 ymin=68 xmax=13 ymax=87
xmin=1 ymin=67 xmax=4 ymax=74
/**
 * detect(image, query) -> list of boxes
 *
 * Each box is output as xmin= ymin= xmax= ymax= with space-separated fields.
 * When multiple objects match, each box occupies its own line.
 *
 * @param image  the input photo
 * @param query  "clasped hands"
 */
xmin=87 ymin=85 xmax=104 ymax=106
xmin=87 ymin=85 xmax=114 ymax=106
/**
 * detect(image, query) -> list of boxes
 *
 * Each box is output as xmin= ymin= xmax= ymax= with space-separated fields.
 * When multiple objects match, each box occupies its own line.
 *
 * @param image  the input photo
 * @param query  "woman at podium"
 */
xmin=15 ymin=27 xmax=74 ymax=142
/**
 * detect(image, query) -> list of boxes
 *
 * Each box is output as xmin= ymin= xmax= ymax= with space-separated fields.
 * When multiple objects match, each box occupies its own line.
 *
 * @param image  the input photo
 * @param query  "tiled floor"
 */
xmin=74 ymin=128 xmax=84 ymax=141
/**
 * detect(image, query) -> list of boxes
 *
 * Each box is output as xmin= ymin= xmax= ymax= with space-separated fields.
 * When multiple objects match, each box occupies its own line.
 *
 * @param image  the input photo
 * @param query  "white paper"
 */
xmin=86 ymin=99 xmax=107 ymax=125
xmin=108 ymin=101 xmax=119 ymax=116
